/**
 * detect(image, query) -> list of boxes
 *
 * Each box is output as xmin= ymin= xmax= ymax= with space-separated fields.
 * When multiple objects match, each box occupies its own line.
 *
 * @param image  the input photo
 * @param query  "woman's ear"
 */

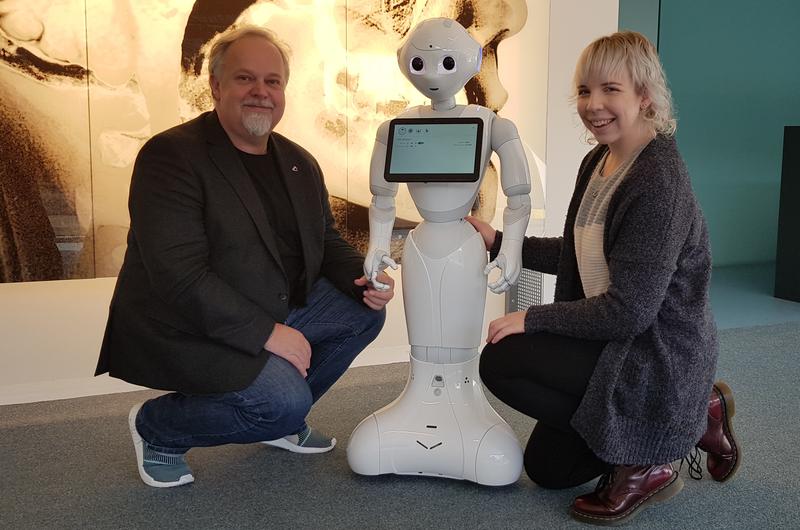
xmin=639 ymin=89 xmax=652 ymax=111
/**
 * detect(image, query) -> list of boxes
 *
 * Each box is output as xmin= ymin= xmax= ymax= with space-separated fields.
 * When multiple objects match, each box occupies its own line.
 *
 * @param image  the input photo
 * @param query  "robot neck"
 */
xmin=431 ymin=96 xmax=457 ymax=111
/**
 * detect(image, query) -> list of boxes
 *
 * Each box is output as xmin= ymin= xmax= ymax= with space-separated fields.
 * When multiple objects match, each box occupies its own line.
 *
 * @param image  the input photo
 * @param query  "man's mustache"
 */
xmin=242 ymin=99 xmax=274 ymax=109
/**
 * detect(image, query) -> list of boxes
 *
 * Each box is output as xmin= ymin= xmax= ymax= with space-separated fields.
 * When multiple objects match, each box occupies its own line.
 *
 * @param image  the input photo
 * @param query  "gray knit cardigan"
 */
xmin=493 ymin=134 xmax=718 ymax=464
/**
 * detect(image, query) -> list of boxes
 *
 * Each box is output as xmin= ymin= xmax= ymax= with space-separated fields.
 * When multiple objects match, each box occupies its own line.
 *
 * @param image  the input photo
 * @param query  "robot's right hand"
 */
xmin=483 ymin=253 xmax=521 ymax=294
xmin=364 ymin=248 xmax=399 ymax=291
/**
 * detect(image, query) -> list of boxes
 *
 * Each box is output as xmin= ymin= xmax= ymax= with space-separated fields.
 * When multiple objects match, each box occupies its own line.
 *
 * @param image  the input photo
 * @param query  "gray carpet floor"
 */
xmin=2 ymin=321 xmax=799 ymax=529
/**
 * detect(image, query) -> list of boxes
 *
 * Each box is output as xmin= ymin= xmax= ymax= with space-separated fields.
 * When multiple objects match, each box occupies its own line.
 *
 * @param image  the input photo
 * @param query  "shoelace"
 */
xmin=678 ymin=447 xmax=704 ymax=480
xmin=595 ymin=467 xmax=616 ymax=492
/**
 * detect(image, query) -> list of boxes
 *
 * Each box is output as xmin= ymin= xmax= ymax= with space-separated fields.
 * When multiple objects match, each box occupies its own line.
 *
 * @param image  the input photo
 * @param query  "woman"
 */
xmin=468 ymin=31 xmax=740 ymax=525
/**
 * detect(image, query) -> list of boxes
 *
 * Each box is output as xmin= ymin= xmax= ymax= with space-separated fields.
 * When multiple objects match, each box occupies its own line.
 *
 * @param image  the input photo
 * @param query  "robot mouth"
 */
xmin=429 ymin=87 xmax=439 ymax=91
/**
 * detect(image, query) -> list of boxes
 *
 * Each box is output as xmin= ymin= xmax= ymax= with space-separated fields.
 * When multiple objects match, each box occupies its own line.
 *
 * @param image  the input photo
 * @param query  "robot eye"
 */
xmin=437 ymin=56 xmax=457 ymax=74
xmin=410 ymin=56 xmax=425 ymax=73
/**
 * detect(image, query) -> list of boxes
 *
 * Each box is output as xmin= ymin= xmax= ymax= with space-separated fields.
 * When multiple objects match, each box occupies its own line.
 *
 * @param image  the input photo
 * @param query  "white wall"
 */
xmin=0 ymin=0 xmax=618 ymax=405
xmin=545 ymin=0 xmax=618 ymax=239
xmin=0 ymin=274 xmax=504 ymax=405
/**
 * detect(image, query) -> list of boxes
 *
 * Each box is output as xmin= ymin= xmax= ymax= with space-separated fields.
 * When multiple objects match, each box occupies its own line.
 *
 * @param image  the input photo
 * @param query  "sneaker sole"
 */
xmin=571 ymin=473 xmax=684 ymax=527
xmin=261 ymin=436 xmax=337 ymax=454
xmin=128 ymin=404 xmax=194 ymax=488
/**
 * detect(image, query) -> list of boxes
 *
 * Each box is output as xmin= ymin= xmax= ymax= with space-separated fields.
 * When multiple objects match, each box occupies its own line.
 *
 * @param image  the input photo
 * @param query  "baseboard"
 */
xmin=0 ymin=375 xmax=148 ymax=406
xmin=350 ymin=345 xmax=409 ymax=368
xmin=0 ymin=346 xmax=410 ymax=406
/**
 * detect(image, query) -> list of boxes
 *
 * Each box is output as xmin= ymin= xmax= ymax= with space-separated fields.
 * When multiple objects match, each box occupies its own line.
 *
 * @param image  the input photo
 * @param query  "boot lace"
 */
xmin=679 ymin=447 xmax=704 ymax=480
xmin=595 ymin=467 xmax=616 ymax=492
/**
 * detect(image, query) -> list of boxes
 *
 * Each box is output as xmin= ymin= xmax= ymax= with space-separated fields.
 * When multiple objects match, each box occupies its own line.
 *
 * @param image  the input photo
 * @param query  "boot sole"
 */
xmin=571 ymin=473 xmax=684 ymax=527
xmin=709 ymin=380 xmax=741 ymax=482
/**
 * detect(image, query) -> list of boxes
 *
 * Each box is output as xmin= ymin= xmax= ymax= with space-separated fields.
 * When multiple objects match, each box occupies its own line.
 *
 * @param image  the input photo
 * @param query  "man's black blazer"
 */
xmin=96 ymin=112 xmax=365 ymax=394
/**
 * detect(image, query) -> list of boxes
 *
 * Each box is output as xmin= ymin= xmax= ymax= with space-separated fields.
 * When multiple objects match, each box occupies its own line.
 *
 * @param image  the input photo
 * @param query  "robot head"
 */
xmin=397 ymin=18 xmax=482 ymax=101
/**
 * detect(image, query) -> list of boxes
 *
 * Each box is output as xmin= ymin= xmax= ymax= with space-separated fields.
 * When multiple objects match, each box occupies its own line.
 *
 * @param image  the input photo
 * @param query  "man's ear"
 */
xmin=209 ymin=75 xmax=220 ymax=102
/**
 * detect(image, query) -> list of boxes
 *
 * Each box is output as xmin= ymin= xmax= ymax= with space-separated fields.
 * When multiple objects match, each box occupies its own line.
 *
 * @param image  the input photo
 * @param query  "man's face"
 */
xmin=209 ymin=35 xmax=286 ymax=150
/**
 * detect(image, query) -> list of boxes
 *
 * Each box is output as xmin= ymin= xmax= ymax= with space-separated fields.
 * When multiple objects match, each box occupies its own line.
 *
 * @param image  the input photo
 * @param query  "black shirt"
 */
xmin=238 ymin=149 xmax=306 ymax=307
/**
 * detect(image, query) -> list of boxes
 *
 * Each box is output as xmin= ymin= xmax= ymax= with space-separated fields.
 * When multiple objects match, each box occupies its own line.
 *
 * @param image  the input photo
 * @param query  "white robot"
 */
xmin=346 ymin=18 xmax=531 ymax=486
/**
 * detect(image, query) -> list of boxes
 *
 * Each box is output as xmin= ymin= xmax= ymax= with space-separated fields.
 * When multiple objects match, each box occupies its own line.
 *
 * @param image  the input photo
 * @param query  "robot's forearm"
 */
xmin=368 ymin=195 xmax=396 ymax=251
xmin=500 ymin=194 xmax=531 ymax=249
xmin=484 ymin=195 xmax=530 ymax=293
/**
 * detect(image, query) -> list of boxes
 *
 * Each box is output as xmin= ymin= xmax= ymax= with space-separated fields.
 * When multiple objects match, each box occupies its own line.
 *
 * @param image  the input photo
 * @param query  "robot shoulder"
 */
xmin=490 ymin=117 xmax=521 ymax=151
xmin=373 ymin=120 xmax=392 ymax=145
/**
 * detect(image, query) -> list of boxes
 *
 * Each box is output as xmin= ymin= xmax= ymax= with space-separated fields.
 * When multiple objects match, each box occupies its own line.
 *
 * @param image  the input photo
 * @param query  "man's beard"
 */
xmin=242 ymin=111 xmax=272 ymax=137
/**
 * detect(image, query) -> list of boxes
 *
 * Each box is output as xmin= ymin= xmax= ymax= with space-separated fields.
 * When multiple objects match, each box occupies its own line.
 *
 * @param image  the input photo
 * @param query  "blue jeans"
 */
xmin=136 ymin=277 xmax=385 ymax=453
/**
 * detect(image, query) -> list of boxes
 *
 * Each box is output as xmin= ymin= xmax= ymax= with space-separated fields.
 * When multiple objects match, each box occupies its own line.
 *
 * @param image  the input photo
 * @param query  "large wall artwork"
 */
xmin=0 ymin=0 xmax=530 ymax=282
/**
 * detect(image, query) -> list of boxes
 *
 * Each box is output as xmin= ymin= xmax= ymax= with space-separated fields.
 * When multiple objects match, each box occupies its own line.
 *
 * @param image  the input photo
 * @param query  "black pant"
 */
xmin=480 ymin=332 xmax=611 ymax=489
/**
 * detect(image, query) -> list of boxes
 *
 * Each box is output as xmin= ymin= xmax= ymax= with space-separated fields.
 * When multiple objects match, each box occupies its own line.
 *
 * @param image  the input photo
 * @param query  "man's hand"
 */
xmin=465 ymin=215 xmax=497 ymax=251
xmin=354 ymin=271 xmax=395 ymax=310
xmin=486 ymin=311 xmax=526 ymax=344
xmin=264 ymin=323 xmax=311 ymax=377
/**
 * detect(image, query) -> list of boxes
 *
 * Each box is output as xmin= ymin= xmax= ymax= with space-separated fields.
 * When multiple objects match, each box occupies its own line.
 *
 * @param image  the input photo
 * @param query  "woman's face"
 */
xmin=576 ymin=67 xmax=651 ymax=151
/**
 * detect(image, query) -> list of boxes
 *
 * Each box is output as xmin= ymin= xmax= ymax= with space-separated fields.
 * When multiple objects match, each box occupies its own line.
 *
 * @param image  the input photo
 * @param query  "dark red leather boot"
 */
xmin=697 ymin=381 xmax=740 ymax=481
xmin=571 ymin=464 xmax=683 ymax=526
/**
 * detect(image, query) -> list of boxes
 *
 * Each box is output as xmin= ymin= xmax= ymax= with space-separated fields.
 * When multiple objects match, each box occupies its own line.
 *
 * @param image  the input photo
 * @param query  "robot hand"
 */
xmin=364 ymin=248 xmax=399 ymax=291
xmin=484 ymin=251 xmax=521 ymax=294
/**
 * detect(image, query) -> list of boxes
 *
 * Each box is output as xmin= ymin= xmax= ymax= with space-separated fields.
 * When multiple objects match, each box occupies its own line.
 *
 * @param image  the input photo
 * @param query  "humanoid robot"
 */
xmin=346 ymin=18 xmax=531 ymax=486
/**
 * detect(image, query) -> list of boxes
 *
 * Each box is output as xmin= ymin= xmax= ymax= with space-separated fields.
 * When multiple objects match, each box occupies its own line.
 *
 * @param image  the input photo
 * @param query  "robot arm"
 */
xmin=366 ymin=121 xmax=400 ymax=291
xmin=486 ymin=117 xmax=531 ymax=294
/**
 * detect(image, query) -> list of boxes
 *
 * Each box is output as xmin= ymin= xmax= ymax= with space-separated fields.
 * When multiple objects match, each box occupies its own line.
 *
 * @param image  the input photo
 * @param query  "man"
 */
xmin=96 ymin=25 xmax=395 ymax=488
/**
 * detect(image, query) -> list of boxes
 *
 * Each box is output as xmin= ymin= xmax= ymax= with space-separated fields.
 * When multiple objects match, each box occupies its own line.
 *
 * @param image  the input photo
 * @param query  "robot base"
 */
xmin=347 ymin=355 xmax=523 ymax=486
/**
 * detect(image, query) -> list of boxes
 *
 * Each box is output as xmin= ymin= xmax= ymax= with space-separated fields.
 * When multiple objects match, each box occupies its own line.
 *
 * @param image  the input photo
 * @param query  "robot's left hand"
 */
xmin=484 ymin=253 xmax=521 ymax=294
xmin=364 ymin=249 xmax=398 ymax=291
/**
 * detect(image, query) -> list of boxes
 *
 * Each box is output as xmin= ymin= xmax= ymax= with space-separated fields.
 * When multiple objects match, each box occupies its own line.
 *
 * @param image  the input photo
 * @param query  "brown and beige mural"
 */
xmin=0 ymin=0 xmax=529 ymax=282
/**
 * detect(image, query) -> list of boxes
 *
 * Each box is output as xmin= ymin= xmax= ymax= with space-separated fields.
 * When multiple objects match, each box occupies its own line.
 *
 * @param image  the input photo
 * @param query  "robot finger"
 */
xmin=483 ymin=261 xmax=498 ymax=276
xmin=381 ymin=255 xmax=399 ymax=270
xmin=488 ymin=277 xmax=510 ymax=294
xmin=370 ymin=276 xmax=391 ymax=291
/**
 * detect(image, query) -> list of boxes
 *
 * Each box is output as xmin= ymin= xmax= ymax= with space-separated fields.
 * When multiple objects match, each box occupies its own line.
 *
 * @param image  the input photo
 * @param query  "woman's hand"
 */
xmin=465 ymin=216 xmax=497 ymax=251
xmin=486 ymin=311 xmax=526 ymax=344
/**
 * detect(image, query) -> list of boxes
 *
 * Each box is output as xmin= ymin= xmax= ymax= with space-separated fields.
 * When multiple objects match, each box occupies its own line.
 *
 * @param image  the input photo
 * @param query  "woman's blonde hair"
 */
xmin=573 ymin=31 xmax=676 ymax=136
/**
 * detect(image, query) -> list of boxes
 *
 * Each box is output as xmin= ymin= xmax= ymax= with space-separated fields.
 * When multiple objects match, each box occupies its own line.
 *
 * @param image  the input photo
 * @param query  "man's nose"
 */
xmin=250 ymin=80 xmax=271 ymax=96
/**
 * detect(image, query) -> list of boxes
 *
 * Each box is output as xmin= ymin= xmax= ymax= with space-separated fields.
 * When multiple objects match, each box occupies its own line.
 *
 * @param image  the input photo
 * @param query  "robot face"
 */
xmin=397 ymin=18 xmax=482 ymax=100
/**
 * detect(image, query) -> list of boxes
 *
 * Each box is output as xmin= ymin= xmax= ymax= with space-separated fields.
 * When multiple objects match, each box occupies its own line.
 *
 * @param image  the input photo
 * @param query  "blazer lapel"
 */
xmin=204 ymin=113 xmax=285 ymax=275
xmin=268 ymin=134 xmax=322 ymax=291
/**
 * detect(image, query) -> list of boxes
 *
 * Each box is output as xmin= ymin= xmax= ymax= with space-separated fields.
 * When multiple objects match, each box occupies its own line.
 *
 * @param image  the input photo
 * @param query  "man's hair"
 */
xmin=208 ymin=25 xmax=291 ymax=83
xmin=573 ymin=31 xmax=676 ymax=135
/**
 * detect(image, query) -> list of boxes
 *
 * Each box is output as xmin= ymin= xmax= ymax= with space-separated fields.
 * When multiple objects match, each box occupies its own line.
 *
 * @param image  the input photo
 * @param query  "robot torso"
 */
xmin=393 ymin=104 xmax=495 ymax=222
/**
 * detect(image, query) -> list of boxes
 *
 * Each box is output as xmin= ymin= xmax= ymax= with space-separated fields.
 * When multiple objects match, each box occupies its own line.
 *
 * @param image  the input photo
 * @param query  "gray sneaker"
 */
xmin=262 ymin=426 xmax=336 ymax=454
xmin=128 ymin=403 xmax=194 ymax=488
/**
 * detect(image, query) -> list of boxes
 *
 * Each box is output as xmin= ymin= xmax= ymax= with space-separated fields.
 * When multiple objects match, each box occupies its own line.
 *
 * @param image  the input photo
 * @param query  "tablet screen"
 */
xmin=385 ymin=117 xmax=483 ymax=182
